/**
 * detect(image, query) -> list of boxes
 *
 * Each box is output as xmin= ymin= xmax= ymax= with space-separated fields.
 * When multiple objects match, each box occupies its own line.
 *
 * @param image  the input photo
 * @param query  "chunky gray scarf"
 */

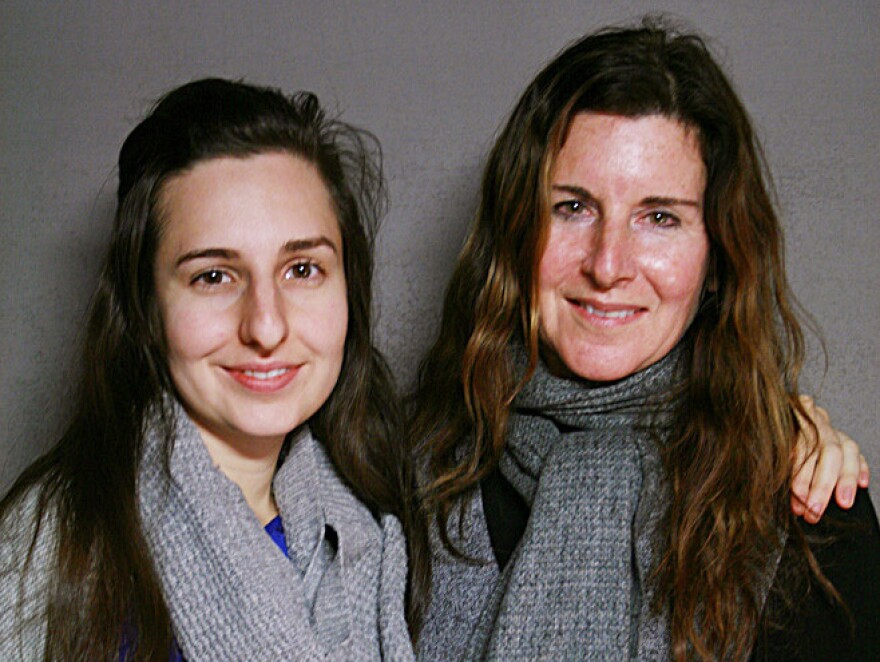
xmin=465 ymin=347 xmax=684 ymax=660
xmin=137 ymin=406 xmax=414 ymax=661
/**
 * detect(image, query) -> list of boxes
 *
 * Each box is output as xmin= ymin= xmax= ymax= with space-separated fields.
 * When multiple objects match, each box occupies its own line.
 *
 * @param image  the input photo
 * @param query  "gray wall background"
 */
xmin=2 ymin=1 xmax=878 ymax=504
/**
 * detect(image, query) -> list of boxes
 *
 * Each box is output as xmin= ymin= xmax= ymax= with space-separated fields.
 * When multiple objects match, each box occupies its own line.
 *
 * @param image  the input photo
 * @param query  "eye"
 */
xmin=552 ymin=199 xmax=592 ymax=220
xmin=646 ymin=211 xmax=680 ymax=227
xmin=192 ymin=269 xmax=232 ymax=287
xmin=285 ymin=260 xmax=323 ymax=281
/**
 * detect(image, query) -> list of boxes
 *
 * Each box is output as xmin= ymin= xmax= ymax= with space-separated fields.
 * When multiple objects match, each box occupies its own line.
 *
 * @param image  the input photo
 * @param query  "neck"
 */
xmin=193 ymin=425 xmax=285 ymax=525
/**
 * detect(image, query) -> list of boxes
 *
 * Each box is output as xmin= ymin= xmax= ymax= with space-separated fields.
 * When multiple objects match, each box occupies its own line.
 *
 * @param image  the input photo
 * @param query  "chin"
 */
xmin=243 ymin=413 xmax=309 ymax=438
xmin=557 ymin=349 xmax=647 ymax=384
xmin=218 ymin=403 xmax=311 ymax=443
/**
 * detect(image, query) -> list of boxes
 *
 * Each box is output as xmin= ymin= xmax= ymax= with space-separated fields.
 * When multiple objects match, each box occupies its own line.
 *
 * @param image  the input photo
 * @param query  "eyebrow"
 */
xmin=175 ymin=248 xmax=236 ymax=267
xmin=174 ymin=236 xmax=339 ymax=268
xmin=641 ymin=195 xmax=702 ymax=210
xmin=552 ymin=184 xmax=596 ymax=200
xmin=551 ymin=185 xmax=701 ymax=210
xmin=283 ymin=237 xmax=339 ymax=254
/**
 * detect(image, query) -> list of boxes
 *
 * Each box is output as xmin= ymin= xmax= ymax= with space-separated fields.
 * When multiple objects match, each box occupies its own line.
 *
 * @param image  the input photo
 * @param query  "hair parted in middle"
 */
xmin=412 ymin=19 xmax=825 ymax=661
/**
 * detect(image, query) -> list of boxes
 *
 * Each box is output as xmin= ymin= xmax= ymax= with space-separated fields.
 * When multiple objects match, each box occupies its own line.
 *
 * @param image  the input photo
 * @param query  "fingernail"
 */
xmin=808 ymin=502 xmax=823 ymax=518
xmin=841 ymin=488 xmax=854 ymax=506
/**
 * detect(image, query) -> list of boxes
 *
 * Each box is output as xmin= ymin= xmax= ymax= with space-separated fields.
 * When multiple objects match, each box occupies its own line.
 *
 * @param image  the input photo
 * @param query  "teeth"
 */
xmin=242 ymin=368 xmax=288 ymax=379
xmin=582 ymin=303 xmax=637 ymax=319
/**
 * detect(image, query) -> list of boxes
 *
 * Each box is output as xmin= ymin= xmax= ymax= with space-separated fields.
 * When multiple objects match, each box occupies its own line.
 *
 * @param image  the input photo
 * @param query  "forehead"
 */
xmin=156 ymin=152 xmax=340 ymax=249
xmin=552 ymin=112 xmax=705 ymax=194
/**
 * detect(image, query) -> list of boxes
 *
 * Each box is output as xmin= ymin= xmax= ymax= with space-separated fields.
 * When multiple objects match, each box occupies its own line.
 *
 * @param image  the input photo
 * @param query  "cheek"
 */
xmin=643 ymin=245 xmax=710 ymax=313
xmin=537 ymin=233 xmax=582 ymax=343
xmin=292 ymin=288 xmax=349 ymax=362
xmin=538 ymin=229 xmax=586 ymax=290
xmin=161 ymin=301 xmax=232 ymax=363
xmin=537 ymin=230 xmax=590 ymax=323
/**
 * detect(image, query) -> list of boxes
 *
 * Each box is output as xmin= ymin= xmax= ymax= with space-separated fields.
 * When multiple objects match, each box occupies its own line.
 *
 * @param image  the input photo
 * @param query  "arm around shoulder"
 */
xmin=811 ymin=489 xmax=880 ymax=659
xmin=754 ymin=488 xmax=880 ymax=661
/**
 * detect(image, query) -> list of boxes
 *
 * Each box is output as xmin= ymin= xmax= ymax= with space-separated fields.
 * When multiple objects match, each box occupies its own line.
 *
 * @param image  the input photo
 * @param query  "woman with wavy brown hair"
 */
xmin=0 ymin=78 xmax=427 ymax=660
xmin=414 ymin=21 xmax=879 ymax=661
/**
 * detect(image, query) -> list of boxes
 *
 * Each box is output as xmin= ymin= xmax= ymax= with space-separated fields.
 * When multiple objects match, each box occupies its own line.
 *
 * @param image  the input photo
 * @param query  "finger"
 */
xmin=858 ymin=453 xmax=870 ymax=488
xmin=804 ymin=441 xmax=844 ymax=524
xmin=790 ymin=493 xmax=806 ymax=517
xmin=795 ymin=394 xmax=843 ymax=522
xmin=833 ymin=435 xmax=861 ymax=509
xmin=790 ymin=400 xmax=819 ymax=517
xmin=790 ymin=445 xmax=817 ymax=517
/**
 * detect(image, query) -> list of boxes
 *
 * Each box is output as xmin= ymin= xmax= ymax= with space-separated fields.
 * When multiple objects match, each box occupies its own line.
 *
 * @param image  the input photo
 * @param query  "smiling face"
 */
xmin=537 ymin=113 xmax=710 ymax=382
xmin=153 ymin=152 xmax=348 ymax=454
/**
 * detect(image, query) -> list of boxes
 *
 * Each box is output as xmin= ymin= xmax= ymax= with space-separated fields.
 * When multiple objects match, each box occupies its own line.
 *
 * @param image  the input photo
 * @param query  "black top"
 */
xmin=751 ymin=488 xmax=880 ymax=661
xmin=481 ymin=470 xmax=880 ymax=661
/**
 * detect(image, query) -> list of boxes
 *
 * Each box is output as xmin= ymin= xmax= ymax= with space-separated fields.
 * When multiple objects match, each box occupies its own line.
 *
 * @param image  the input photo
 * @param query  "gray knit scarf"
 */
xmin=465 ymin=346 xmax=684 ymax=660
xmin=137 ymin=405 xmax=414 ymax=661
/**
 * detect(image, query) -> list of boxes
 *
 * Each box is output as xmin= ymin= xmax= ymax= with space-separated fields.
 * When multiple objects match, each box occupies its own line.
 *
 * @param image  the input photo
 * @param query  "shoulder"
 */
xmin=810 ymin=487 xmax=880 ymax=562
xmin=754 ymin=489 xmax=880 ymax=661
xmin=0 ymin=482 xmax=59 ymax=659
xmin=801 ymin=488 xmax=880 ymax=621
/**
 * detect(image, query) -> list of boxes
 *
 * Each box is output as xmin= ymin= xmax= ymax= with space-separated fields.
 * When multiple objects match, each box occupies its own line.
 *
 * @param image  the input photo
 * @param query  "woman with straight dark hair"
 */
xmin=0 ymin=78 xmax=427 ymax=660
xmin=414 ymin=20 xmax=879 ymax=661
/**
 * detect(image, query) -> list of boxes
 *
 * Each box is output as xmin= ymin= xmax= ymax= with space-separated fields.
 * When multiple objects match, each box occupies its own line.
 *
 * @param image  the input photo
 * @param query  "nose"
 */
xmin=582 ymin=219 xmax=636 ymax=288
xmin=239 ymin=279 xmax=288 ymax=353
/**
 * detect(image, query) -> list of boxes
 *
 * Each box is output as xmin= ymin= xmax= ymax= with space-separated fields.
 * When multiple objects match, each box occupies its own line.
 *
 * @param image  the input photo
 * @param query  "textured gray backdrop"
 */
xmin=2 ymin=2 xmax=878 ymax=505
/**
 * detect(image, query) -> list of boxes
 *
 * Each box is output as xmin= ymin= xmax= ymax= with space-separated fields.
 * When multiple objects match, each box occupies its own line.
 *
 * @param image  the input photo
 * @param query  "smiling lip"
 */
xmin=569 ymin=298 xmax=646 ymax=326
xmin=223 ymin=363 xmax=300 ymax=392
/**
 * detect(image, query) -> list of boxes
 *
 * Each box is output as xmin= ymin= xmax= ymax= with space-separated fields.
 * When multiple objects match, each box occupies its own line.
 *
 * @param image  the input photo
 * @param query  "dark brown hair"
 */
xmin=1 ymin=78 xmax=428 ymax=659
xmin=412 ymin=20 xmax=822 ymax=660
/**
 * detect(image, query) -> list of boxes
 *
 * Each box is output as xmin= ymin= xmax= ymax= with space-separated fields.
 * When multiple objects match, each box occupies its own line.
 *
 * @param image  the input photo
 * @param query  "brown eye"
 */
xmin=285 ymin=261 xmax=322 ymax=281
xmin=554 ymin=200 xmax=582 ymax=214
xmin=552 ymin=198 xmax=596 ymax=222
xmin=193 ymin=269 xmax=231 ymax=286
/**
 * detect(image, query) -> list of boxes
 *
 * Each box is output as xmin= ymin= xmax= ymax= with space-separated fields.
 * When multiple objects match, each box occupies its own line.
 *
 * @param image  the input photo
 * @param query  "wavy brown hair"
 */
xmin=412 ymin=20 xmax=826 ymax=660
xmin=1 ymin=78 xmax=429 ymax=659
